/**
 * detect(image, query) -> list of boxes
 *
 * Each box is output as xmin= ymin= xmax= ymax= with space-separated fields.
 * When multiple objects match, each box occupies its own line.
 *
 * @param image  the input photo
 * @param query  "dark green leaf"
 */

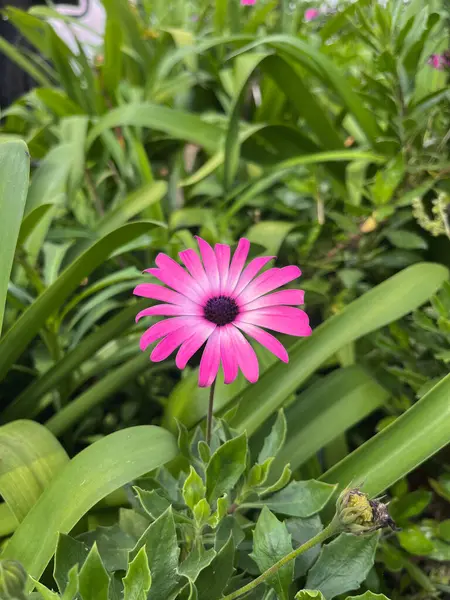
xmin=306 ymin=533 xmax=379 ymax=599
xmin=206 ymin=433 xmax=248 ymax=503
xmin=250 ymin=507 xmax=293 ymax=600
xmin=286 ymin=516 xmax=323 ymax=578
xmin=178 ymin=546 xmax=216 ymax=582
xmin=196 ymin=535 xmax=235 ymax=600
xmin=130 ymin=507 xmax=180 ymax=600
xmin=249 ymin=481 xmax=336 ymax=518
xmin=54 ymin=534 xmax=89 ymax=595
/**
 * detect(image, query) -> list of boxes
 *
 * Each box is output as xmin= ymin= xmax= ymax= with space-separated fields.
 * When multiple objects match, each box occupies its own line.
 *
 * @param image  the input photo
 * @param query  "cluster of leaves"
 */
xmin=3 ymin=414 xmax=392 ymax=600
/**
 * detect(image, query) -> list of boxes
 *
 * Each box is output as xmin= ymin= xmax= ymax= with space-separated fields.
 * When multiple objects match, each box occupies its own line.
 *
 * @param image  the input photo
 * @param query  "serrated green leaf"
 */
xmin=206 ymin=433 xmax=247 ymax=503
xmin=196 ymin=535 xmax=235 ymax=600
xmin=260 ymin=465 xmax=292 ymax=497
xmin=129 ymin=507 xmax=179 ymax=600
xmin=123 ymin=546 xmax=152 ymax=600
xmin=178 ymin=546 xmax=216 ymax=582
xmin=79 ymin=544 xmax=110 ymax=600
xmin=193 ymin=499 xmax=211 ymax=527
xmin=61 ymin=566 xmax=79 ymax=600
xmin=287 ymin=516 xmax=323 ymax=578
xmin=250 ymin=507 xmax=293 ymax=600
xmin=30 ymin=579 xmax=60 ymax=599
xmin=135 ymin=488 xmax=171 ymax=521
xmin=258 ymin=410 xmax=287 ymax=464
xmin=54 ymin=535 xmax=88 ymax=595
xmin=183 ymin=467 xmax=206 ymax=511
xmin=247 ymin=480 xmax=336 ymax=518
xmin=306 ymin=533 xmax=379 ymax=599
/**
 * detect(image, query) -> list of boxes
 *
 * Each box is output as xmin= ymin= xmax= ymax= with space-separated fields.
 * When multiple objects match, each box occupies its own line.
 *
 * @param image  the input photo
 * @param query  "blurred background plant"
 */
xmin=0 ymin=0 xmax=449 ymax=598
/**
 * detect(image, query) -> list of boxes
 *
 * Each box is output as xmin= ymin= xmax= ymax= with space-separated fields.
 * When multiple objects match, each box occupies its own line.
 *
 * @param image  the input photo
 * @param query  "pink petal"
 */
xmin=242 ymin=289 xmax=305 ymax=310
xmin=139 ymin=317 xmax=198 ymax=351
xmin=215 ymin=244 xmax=231 ymax=294
xmin=226 ymin=238 xmax=250 ymax=293
xmin=133 ymin=283 xmax=188 ymax=305
xmin=235 ymin=322 xmax=289 ymax=363
xmin=219 ymin=326 xmax=239 ymax=384
xmin=179 ymin=248 xmax=210 ymax=293
xmin=196 ymin=236 xmax=220 ymax=294
xmin=176 ymin=322 xmax=216 ymax=369
xmin=154 ymin=253 xmax=204 ymax=298
xmin=198 ymin=328 xmax=221 ymax=387
xmin=150 ymin=326 xmax=196 ymax=362
xmin=136 ymin=303 xmax=201 ymax=322
xmin=237 ymin=306 xmax=311 ymax=337
xmin=228 ymin=327 xmax=259 ymax=383
xmin=238 ymin=265 xmax=302 ymax=304
xmin=146 ymin=268 xmax=202 ymax=304
xmin=232 ymin=255 xmax=275 ymax=297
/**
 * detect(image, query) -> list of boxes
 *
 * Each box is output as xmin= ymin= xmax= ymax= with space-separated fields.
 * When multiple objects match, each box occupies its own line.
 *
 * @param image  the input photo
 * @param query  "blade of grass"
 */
xmin=321 ymin=373 xmax=450 ymax=510
xmin=0 ymin=139 xmax=29 ymax=335
xmin=226 ymin=263 xmax=448 ymax=435
xmin=0 ymin=222 xmax=157 ymax=382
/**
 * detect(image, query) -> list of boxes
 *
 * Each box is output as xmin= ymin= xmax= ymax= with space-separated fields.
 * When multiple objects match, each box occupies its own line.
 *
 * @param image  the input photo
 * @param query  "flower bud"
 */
xmin=0 ymin=560 xmax=27 ymax=599
xmin=336 ymin=488 xmax=397 ymax=535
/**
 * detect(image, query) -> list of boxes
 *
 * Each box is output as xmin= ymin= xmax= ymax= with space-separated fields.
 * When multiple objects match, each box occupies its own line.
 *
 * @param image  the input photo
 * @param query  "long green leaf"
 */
xmin=87 ymin=104 xmax=223 ymax=153
xmin=0 ymin=222 xmax=157 ymax=382
xmin=46 ymin=355 xmax=171 ymax=437
xmin=321 ymin=373 xmax=450 ymax=501
xmin=0 ymin=426 xmax=178 ymax=589
xmin=270 ymin=366 xmax=389 ymax=479
xmin=230 ymin=35 xmax=382 ymax=146
xmin=225 ymin=263 xmax=448 ymax=435
xmin=0 ymin=140 xmax=29 ymax=334
xmin=1 ymin=301 xmax=146 ymax=423
xmin=225 ymin=150 xmax=383 ymax=218
xmin=0 ymin=420 xmax=68 ymax=522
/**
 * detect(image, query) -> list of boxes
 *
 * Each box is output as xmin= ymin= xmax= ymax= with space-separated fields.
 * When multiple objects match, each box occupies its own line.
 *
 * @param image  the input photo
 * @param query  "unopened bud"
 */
xmin=336 ymin=488 xmax=397 ymax=535
xmin=0 ymin=560 xmax=27 ymax=599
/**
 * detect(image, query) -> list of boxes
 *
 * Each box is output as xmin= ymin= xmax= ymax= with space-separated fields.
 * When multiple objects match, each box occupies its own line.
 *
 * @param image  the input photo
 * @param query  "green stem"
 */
xmin=222 ymin=520 xmax=340 ymax=600
xmin=206 ymin=379 xmax=216 ymax=446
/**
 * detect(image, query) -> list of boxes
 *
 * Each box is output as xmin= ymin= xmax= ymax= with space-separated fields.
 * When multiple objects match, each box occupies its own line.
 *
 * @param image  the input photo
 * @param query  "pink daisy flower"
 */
xmin=134 ymin=237 xmax=311 ymax=388
xmin=304 ymin=8 xmax=320 ymax=21
xmin=241 ymin=0 xmax=256 ymax=5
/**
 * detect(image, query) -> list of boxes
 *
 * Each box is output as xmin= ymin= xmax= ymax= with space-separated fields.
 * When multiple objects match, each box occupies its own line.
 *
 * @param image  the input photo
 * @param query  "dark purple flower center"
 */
xmin=204 ymin=295 xmax=239 ymax=326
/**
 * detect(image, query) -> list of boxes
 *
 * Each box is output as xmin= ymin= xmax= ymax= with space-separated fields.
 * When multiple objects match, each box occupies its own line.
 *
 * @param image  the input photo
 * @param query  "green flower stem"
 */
xmin=206 ymin=379 xmax=216 ymax=446
xmin=222 ymin=519 xmax=340 ymax=600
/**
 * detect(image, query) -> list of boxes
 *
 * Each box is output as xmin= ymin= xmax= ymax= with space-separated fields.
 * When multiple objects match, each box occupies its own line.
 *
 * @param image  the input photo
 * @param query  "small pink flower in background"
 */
xmin=134 ymin=237 xmax=311 ymax=387
xmin=428 ymin=52 xmax=450 ymax=70
xmin=304 ymin=8 xmax=320 ymax=21
xmin=241 ymin=0 xmax=256 ymax=5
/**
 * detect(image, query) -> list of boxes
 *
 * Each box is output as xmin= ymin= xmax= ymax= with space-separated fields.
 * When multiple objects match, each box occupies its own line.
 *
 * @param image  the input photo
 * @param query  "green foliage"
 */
xmin=0 ymin=0 xmax=449 ymax=599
